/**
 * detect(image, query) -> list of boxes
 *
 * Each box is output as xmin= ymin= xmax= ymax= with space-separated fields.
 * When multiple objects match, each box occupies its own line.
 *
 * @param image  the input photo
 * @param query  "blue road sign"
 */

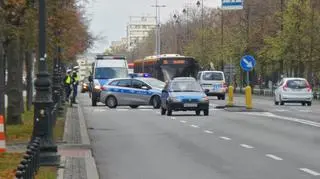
xmin=240 ymin=55 xmax=256 ymax=72
xmin=221 ymin=0 xmax=243 ymax=10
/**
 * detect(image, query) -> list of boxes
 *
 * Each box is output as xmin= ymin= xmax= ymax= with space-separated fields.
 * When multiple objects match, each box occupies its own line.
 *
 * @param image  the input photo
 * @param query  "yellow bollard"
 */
xmin=245 ymin=86 xmax=253 ymax=109
xmin=227 ymin=86 xmax=234 ymax=107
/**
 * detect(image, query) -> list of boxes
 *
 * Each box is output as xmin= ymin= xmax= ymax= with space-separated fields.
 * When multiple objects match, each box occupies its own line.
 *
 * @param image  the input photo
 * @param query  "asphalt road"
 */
xmin=79 ymin=93 xmax=320 ymax=179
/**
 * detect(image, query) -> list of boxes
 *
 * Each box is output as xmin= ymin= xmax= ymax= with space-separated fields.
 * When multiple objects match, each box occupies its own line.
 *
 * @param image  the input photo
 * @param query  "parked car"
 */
xmin=196 ymin=71 xmax=227 ymax=100
xmin=160 ymin=77 xmax=209 ymax=116
xmin=274 ymin=78 xmax=312 ymax=106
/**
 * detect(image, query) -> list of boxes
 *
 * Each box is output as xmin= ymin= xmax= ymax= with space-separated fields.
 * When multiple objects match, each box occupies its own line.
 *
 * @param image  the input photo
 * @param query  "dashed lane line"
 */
xmin=265 ymin=154 xmax=283 ymax=161
xmin=180 ymin=120 xmax=187 ymax=123
xmin=299 ymin=168 xmax=320 ymax=176
xmin=240 ymin=144 xmax=254 ymax=149
xmin=171 ymin=117 xmax=176 ymax=120
xmin=190 ymin=124 xmax=200 ymax=128
xmin=204 ymin=130 xmax=213 ymax=134
xmin=219 ymin=136 xmax=231 ymax=141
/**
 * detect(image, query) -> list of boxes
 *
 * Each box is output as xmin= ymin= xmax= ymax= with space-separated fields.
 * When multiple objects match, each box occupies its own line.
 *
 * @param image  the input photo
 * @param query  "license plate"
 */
xmin=184 ymin=103 xmax=197 ymax=107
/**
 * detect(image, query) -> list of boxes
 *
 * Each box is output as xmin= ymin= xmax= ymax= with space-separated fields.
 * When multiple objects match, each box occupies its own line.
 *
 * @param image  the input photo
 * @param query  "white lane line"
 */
xmin=190 ymin=124 xmax=199 ymax=128
xmin=116 ymin=109 xmax=129 ymax=111
xmin=219 ymin=136 xmax=231 ymax=141
xmin=299 ymin=168 xmax=320 ymax=176
xmin=243 ymin=112 xmax=320 ymax=128
xmin=139 ymin=109 xmax=151 ymax=111
xmin=204 ymin=130 xmax=213 ymax=134
xmin=275 ymin=109 xmax=288 ymax=112
xmin=180 ymin=120 xmax=187 ymax=123
xmin=265 ymin=154 xmax=283 ymax=161
xmin=240 ymin=144 xmax=254 ymax=149
xmin=171 ymin=117 xmax=176 ymax=120
xmin=156 ymin=111 xmax=160 ymax=114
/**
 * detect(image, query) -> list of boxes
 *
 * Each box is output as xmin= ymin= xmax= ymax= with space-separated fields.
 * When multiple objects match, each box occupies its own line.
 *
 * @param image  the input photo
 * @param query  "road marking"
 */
xmin=204 ymin=130 xmax=213 ymax=134
xmin=299 ymin=109 xmax=312 ymax=113
xmin=180 ymin=120 xmax=187 ymax=123
xmin=266 ymin=154 xmax=283 ymax=161
xmin=156 ymin=111 xmax=160 ymax=114
xmin=190 ymin=125 xmax=199 ymax=128
xmin=139 ymin=109 xmax=151 ymax=111
xmin=275 ymin=109 xmax=288 ymax=112
xmin=243 ymin=112 xmax=320 ymax=128
xmin=240 ymin=144 xmax=254 ymax=149
xmin=219 ymin=136 xmax=231 ymax=140
xmin=299 ymin=168 xmax=320 ymax=176
xmin=93 ymin=109 xmax=106 ymax=112
xmin=171 ymin=117 xmax=176 ymax=120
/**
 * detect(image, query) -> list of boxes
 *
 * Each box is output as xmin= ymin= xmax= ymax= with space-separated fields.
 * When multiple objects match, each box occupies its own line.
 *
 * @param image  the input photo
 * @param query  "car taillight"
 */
xmin=101 ymin=86 xmax=107 ymax=90
xmin=283 ymin=83 xmax=288 ymax=91
xmin=306 ymin=81 xmax=312 ymax=92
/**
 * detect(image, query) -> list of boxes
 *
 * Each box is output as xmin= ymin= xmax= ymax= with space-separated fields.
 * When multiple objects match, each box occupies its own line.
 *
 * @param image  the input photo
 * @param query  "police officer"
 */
xmin=72 ymin=67 xmax=80 ymax=103
xmin=64 ymin=69 xmax=72 ymax=101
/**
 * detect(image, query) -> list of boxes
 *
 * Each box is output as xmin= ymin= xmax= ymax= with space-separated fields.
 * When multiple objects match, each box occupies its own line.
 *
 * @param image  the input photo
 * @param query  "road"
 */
xmin=79 ymin=93 xmax=320 ymax=179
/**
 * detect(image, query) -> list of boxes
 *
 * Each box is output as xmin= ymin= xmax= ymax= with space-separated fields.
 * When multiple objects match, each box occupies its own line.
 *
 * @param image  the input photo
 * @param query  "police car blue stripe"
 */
xmin=103 ymin=87 xmax=161 ymax=96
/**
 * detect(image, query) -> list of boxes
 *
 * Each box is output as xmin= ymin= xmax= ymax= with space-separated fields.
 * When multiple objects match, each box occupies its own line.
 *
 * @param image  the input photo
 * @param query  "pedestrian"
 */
xmin=64 ymin=69 xmax=72 ymax=101
xmin=72 ymin=67 xmax=80 ymax=104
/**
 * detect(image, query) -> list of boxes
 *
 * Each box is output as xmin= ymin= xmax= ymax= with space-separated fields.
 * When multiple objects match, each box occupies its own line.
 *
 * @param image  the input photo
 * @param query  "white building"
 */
xmin=110 ymin=37 xmax=128 ymax=52
xmin=127 ymin=16 xmax=156 ymax=50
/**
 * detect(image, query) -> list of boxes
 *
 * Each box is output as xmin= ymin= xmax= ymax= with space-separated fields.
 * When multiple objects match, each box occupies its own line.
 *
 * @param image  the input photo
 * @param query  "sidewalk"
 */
xmin=57 ymin=104 xmax=99 ymax=179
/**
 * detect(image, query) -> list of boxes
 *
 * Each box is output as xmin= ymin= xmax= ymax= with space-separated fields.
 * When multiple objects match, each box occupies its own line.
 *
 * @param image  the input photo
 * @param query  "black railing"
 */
xmin=15 ymin=137 xmax=41 ymax=179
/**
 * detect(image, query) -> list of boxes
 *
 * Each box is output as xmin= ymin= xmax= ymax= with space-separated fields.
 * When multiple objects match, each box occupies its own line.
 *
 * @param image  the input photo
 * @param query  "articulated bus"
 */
xmin=133 ymin=54 xmax=199 ymax=82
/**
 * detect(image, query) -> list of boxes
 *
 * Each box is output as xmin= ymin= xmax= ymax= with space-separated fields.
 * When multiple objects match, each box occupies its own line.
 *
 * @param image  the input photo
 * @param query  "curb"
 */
xmin=57 ymin=156 xmax=66 ymax=179
xmin=78 ymin=103 xmax=100 ymax=179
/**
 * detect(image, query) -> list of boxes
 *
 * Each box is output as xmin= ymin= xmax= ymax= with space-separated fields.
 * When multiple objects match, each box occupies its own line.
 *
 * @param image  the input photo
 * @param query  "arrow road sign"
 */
xmin=240 ymin=55 xmax=256 ymax=72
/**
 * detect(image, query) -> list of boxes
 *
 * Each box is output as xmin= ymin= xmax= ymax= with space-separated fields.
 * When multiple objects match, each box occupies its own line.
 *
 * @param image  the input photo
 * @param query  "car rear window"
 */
xmin=202 ymin=72 xmax=223 ymax=81
xmin=286 ymin=80 xmax=308 ymax=89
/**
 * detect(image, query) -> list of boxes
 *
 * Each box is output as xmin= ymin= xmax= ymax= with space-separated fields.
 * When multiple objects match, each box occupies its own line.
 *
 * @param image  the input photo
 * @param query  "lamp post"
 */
xmin=196 ymin=0 xmax=204 ymax=62
xmin=31 ymin=0 xmax=59 ymax=166
xmin=152 ymin=0 xmax=166 ymax=56
xmin=173 ymin=13 xmax=180 ymax=54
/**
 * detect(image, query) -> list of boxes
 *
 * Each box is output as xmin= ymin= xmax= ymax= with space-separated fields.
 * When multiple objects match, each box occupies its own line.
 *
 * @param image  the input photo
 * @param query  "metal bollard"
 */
xmin=33 ymin=140 xmax=40 ymax=172
xmin=17 ymin=164 xmax=26 ymax=179
xmin=15 ymin=170 xmax=23 ymax=179
xmin=245 ymin=86 xmax=253 ymax=109
xmin=20 ymin=159 xmax=29 ymax=179
xmin=30 ymin=143 xmax=39 ymax=172
xmin=26 ymin=148 xmax=36 ymax=177
xmin=227 ymin=86 xmax=234 ymax=107
xmin=23 ymin=154 xmax=32 ymax=179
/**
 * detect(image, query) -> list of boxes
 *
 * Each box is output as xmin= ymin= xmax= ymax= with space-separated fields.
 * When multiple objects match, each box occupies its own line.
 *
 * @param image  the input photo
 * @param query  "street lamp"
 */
xmin=31 ymin=0 xmax=59 ymax=166
xmin=196 ymin=0 xmax=204 ymax=62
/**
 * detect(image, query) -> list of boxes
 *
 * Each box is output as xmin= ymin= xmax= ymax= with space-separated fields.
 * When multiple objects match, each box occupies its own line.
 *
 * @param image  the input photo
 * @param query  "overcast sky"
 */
xmin=86 ymin=0 xmax=220 ymax=53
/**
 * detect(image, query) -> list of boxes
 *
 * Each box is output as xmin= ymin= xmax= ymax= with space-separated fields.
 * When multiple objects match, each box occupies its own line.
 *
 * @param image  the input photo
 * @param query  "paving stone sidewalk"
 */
xmin=57 ymin=104 xmax=99 ymax=179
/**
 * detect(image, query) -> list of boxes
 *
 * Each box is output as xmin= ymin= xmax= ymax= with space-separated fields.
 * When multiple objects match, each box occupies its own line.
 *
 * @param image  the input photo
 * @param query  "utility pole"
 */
xmin=197 ymin=0 xmax=204 ymax=63
xmin=31 ymin=0 xmax=59 ymax=166
xmin=152 ymin=0 xmax=166 ymax=56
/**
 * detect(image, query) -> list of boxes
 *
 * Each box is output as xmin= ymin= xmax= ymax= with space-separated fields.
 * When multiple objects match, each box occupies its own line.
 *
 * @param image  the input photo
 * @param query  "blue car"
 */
xmin=160 ymin=77 xmax=210 ymax=116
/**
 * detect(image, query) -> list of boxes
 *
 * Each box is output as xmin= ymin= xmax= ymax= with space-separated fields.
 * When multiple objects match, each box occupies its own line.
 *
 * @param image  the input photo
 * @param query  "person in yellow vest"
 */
xmin=64 ymin=69 xmax=73 ymax=101
xmin=72 ymin=67 xmax=80 ymax=104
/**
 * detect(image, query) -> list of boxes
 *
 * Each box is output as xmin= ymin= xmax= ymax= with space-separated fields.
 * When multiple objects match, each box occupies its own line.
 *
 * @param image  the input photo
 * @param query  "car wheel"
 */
xmin=152 ymin=96 xmax=161 ymax=109
xmin=92 ymin=93 xmax=97 ymax=106
xmin=301 ymin=102 xmax=306 ymax=106
xmin=130 ymin=105 xmax=139 ymax=108
xmin=217 ymin=96 xmax=221 ymax=100
xmin=196 ymin=110 xmax=201 ymax=116
xmin=167 ymin=109 xmax=172 ymax=116
xmin=307 ymin=102 xmax=312 ymax=106
xmin=161 ymin=107 xmax=166 ymax=115
xmin=221 ymin=95 xmax=225 ymax=100
xmin=204 ymin=109 xmax=209 ymax=116
xmin=274 ymin=96 xmax=279 ymax=105
xmin=106 ymin=96 xmax=117 ymax=108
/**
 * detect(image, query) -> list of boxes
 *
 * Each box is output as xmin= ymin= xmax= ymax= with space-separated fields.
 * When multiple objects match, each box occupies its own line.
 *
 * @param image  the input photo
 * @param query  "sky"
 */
xmin=86 ymin=0 xmax=220 ymax=53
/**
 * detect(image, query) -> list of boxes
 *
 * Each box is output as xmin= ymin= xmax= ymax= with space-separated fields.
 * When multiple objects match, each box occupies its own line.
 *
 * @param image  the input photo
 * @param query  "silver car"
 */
xmin=100 ymin=77 xmax=165 ymax=109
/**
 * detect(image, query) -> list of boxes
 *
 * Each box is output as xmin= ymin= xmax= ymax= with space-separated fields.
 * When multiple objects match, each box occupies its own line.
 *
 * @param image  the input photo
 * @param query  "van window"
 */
xmin=202 ymin=72 xmax=224 ymax=81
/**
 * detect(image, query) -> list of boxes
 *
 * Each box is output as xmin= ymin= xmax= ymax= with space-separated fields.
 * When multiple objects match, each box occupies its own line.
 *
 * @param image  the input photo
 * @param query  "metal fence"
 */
xmin=15 ymin=137 xmax=41 ymax=179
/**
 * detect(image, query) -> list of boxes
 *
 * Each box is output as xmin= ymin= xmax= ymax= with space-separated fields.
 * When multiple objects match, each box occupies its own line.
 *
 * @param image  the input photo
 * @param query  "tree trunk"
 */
xmin=19 ymin=38 xmax=25 ymax=113
xmin=6 ymin=38 xmax=23 ymax=125
xmin=25 ymin=50 xmax=33 ymax=111
xmin=0 ymin=42 xmax=5 ymax=121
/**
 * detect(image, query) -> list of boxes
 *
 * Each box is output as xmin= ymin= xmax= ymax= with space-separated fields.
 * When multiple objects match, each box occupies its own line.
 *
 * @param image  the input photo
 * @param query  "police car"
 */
xmin=100 ymin=77 xmax=165 ymax=109
xmin=160 ymin=77 xmax=209 ymax=116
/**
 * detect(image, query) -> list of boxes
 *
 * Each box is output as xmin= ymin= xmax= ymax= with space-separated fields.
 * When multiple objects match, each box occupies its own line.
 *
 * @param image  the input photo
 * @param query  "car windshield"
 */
xmin=171 ymin=80 xmax=202 ymax=92
xmin=95 ymin=67 xmax=128 ymax=79
xmin=202 ymin=72 xmax=224 ymax=81
xmin=287 ymin=79 xmax=308 ymax=89
xmin=140 ymin=78 xmax=165 ymax=89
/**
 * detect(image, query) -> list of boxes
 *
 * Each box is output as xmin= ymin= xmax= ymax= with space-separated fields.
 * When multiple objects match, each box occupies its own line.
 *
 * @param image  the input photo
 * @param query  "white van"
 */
xmin=196 ymin=71 xmax=227 ymax=100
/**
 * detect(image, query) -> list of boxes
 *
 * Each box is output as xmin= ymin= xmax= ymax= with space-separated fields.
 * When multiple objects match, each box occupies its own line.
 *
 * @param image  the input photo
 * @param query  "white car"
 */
xmin=196 ymin=71 xmax=227 ymax=100
xmin=274 ymin=78 xmax=312 ymax=106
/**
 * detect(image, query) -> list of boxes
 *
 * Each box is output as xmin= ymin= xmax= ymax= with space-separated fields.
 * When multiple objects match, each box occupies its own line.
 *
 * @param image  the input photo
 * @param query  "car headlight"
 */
xmin=168 ymin=97 xmax=180 ymax=102
xmin=200 ymin=96 xmax=209 ymax=102
xmin=94 ymin=85 xmax=101 ymax=90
